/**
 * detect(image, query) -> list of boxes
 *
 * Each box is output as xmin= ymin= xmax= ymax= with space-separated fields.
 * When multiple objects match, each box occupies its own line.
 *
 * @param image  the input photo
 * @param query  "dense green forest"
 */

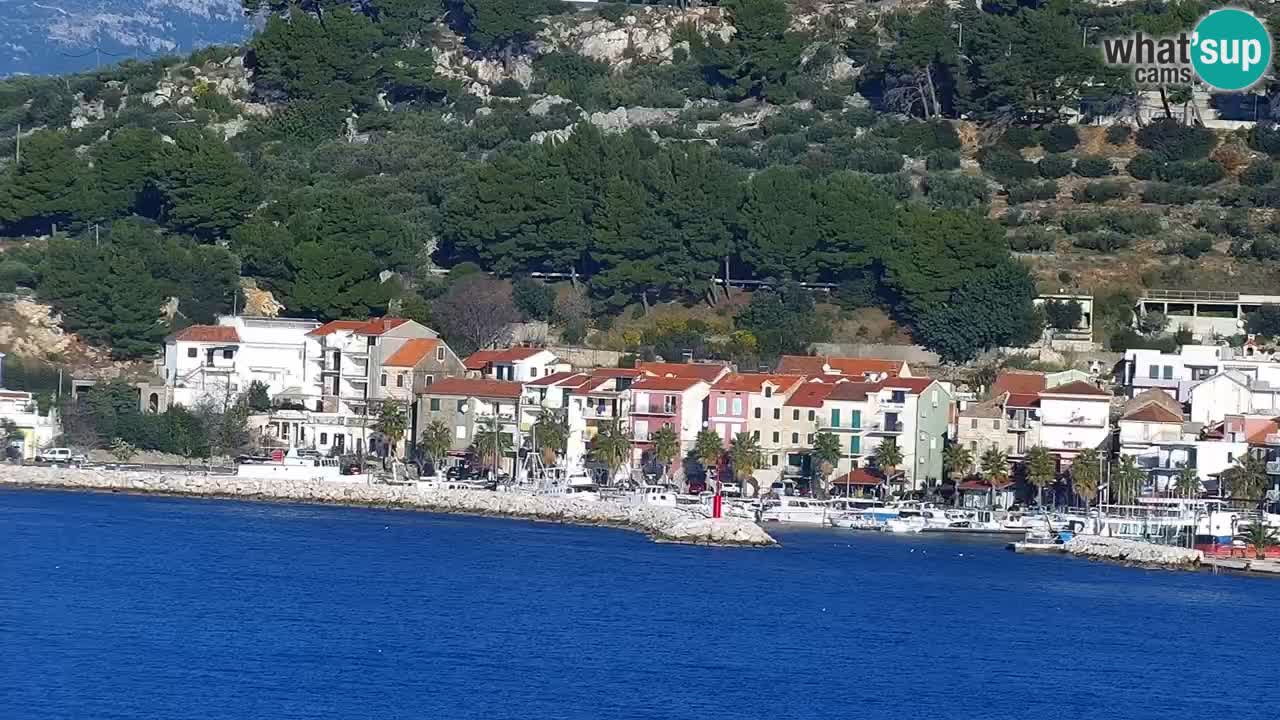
xmin=3 ymin=0 xmax=1280 ymax=364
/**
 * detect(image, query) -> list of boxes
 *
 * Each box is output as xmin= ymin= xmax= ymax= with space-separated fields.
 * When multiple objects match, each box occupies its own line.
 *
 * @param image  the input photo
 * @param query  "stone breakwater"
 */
xmin=0 ymin=466 xmax=775 ymax=548
xmin=1064 ymin=535 xmax=1203 ymax=569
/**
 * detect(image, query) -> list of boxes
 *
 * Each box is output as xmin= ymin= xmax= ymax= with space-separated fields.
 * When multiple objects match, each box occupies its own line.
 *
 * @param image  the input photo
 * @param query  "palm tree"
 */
xmin=590 ymin=419 xmax=630 ymax=486
xmin=811 ymin=431 xmax=842 ymax=499
xmin=1222 ymin=454 xmax=1268 ymax=503
xmin=1174 ymin=463 xmax=1200 ymax=498
xmin=651 ymin=425 xmax=680 ymax=482
xmin=694 ymin=428 xmax=724 ymax=485
xmin=729 ymin=432 xmax=764 ymax=496
xmin=472 ymin=415 xmax=512 ymax=479
xmin=872 ymin=439 xmax=903 ymax=493
xmin=1024 ymin=446 xmax=1055 ymax=508
xmin=943 ymin=443 xmax=973 ymax=484
xmin=373 ymin=400 xmax=408 ymax=457
xmin=1242 ymin=521 xmax=1279 ymax=560
xmin=533 ymin=407 xmax=569 ymax=466
xmin=421 ymin=420 xmax=453 ymax=471
xmin=1072 ymin=448 xmax=1101 ymax=513
xmin=979 ymin=446 xmax=1009 ymax=508
xmin=1111 ymin=455 xmax=1145 ymax=505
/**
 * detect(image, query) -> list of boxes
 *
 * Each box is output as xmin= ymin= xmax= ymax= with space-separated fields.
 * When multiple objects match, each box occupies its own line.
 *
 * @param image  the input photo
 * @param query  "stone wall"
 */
xmin=0 ymin=466 xmax=775 ymax=548
xmin=1064 ymin=535 xmax=1203 ymax=568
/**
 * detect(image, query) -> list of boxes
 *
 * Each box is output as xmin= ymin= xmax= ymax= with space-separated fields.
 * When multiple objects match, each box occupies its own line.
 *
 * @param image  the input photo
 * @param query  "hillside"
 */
xmin=4 ymin=0 xmax=1280 ymax=370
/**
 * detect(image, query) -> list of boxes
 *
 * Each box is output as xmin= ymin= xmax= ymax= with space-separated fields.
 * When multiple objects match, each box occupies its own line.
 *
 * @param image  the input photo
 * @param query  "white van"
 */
xmin=37 ymin=448 xmax=86 ymax=464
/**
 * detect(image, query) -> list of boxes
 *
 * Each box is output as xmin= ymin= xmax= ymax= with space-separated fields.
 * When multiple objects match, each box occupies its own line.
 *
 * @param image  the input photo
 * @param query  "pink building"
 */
xmin=629 ymin=375 xmax=711 ymax=468
xmin=707 ymin=373 xmax=806 ymax=445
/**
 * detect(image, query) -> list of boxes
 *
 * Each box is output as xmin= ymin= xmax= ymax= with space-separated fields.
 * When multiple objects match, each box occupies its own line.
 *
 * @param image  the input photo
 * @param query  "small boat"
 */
xmin=759 ymin=496 xmax=832 ymax=525
xmin=883 ymin=510 xmax=926 ymax=534
xmin=236 ymin=448 xmax=369 ymax=483
xmin=1008 ymin=527 xmax=1070 ymax=553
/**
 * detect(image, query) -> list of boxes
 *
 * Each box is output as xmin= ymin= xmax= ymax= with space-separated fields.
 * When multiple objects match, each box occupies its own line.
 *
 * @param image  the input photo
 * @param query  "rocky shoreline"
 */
xmin=1063 ymin=535 xmax=1203 ymax=569
xmin=0 ymin=466 xmax=776 ymax=548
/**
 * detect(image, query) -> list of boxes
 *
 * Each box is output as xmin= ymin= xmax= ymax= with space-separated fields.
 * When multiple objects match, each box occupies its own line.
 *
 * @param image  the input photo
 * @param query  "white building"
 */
xmin=1 ymin=389 xmax=59 ymax=459
xmin=1037 ymin=381 xmax=1113 ymax=461
xmin=524 ymin=368 xmax=640 ymax=472
xmin=1187 ymin=371 xmax=1280 ymax=425
xmin=464 ymin=348 xmax=570 ymax=382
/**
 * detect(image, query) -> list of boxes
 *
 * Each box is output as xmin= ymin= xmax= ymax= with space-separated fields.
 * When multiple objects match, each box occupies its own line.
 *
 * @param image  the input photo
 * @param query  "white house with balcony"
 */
xmin=464 ymin=347 xmax=569 ymax=382
xmin=1187 ymin=371 xmax=1280 ymax=426
xmin=1 ymin=389 xmax=59 ymax=459
xmin=524 ymin=368 xmax=640 ymax=472
xmin=1038 ymin=380 xmax=1112 ymax=461
xmin=304 ymin=317 xmax=440 ymax=416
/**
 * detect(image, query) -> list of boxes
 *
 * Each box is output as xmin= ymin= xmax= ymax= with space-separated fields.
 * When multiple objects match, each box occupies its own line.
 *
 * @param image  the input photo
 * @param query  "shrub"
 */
xmin=1169 ymin=233 xmax=1214 ymax=259
xmin=1141 ymin=182 xmax=1203 ymax=204
xmin=925 ymin=149 xmax=961 ymax=170
xmin=1250 ymin=184 xmax=1280 ymax=208
xmin=1247 ymin=236 xmax=1280 ymax=260
xmin=1106 ymin=209 xmax=1160 ymax=235
xmin=1158 ymin=159 xmax=1226 ymax=185
xmin=492 ymin=78 xmax=525 ymax=97
xmin=1072 ymin=231 xmax=1132 ymax=252
xmin=923 ymin=172 xmax=990 ymax=209
xmin=1196 ymin=209 xmax=1252 ymax=237
xmin=846 ymin=145 xmax=904 ymax=174
xmin=1002 ymin=127 xmax=1040 ymax=149
xmin=1043 ymin=124 xmax=1080 ymax=153
xmin=1003 ymin=207 xmax=1038 ymax=226
xmin=1106 ymin=125 xmax=1133 ymax=145
xmin=1136 ymin=118 xmax=1216 ymax=160
xmin=894 ymin=120 xmax=961 ymax=154
xmin=1127 ymin=152 xmax=1163 ymax=180
xmin=1074 ymin=155 xmax=1114 ymax=178
xmin=1038 ymin=154 xmax=1073 ymax=179
xmin=1074 ymin=180 xmax=1129 ymax=203
xmin=1007 ymin=227 xmax=1056 ymax=251
xmin=1248 ymin=123 xmax=1280 ymax=157
xmin=1007 ymin=180 xmax=1059 ymax=203
xmin=0 ymin=260 xmax=35 ymax=292
xmin=979 ymin=146 xmax=1036 ymax=182
xmin=512 ymin=277 xmax=555 ymax=321
xmin=1060 ymin=213 xmax=1104 ymax=234
xmin=1241 ymin=159 xmax=1275 ymax=186
xmin=870 ymin=172 xmax=913 ymax=200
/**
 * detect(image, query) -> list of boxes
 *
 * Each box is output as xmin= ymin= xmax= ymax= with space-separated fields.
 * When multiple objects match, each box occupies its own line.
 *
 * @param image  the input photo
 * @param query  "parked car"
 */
xmin=37 ymin=448 xmax=86 ymax=464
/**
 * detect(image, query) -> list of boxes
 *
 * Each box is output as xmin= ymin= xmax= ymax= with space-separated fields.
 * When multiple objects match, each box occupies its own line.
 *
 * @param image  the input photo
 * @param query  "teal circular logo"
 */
xmin=1192 ymin=9 xmax=1272 ymax=92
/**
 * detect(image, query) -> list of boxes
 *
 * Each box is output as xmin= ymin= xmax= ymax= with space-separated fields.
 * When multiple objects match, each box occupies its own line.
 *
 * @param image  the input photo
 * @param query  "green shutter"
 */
xmin=852 ymin=410 xmax=862 ymax=429
xmin=831 ymin=409 xmax=840 ymax=428
xmin=851 ymin=436 xmax=861 ymax=454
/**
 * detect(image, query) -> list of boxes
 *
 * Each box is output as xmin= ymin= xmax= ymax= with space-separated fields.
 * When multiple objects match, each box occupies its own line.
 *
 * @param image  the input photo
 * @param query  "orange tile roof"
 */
xmin=307 ymin=318 xmax=409 ymax=337
xmin=1005 ymin=393 xmax=1041 ymax=408
xmin=419 ymin=377 xmax=523 ymax=399
xmin=776 ymin=355 xmax=904 ymax=377
xmin=173 ymin=325 xmax=240 ymax=343
xmin=631 ymin=375 xmax=705 ymax=392
xmin=636 ymin=361 xmax=730 ymax=383
xmin=1041 ymin=380 xmax=1110 ymax=398
xmin=464 ymin=347 xmax=548 ymax=370
xmin=711 ymin=373 xmax=805 ymax=393
xmin=589 ymin=368 xmax=646 ymax=379
xmin=1122 ymin=405 xmax=1183 ymax=424
xmin=992 ymin=370 xmax=1046 ymax=396
xmin=383 ymin=338 xmax=440 ymax=367
xmin=785 ymin=382 xmax=835 ymax=407
xmin=826 ymin=381 xmax=880 ymax=402
xmin=831 ymin=468 xmax=884 ymax=486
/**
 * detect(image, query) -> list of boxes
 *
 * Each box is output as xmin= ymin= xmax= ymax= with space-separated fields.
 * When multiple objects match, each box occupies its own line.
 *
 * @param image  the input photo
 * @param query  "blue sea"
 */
xmin=2 ymin=489 xmax=1277 ymax=720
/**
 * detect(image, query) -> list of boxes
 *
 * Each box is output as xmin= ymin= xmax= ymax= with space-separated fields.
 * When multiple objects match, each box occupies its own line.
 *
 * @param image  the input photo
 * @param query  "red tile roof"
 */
xmin=826 ymin=381 xmax=880 ymax=402
xmin=173 ymin=325 xmax=240 ymax=343
xmin=785 ymin=382 xmax=835 ymax=407
xmin=383 ymin=338 xmax=440 ymax=367
xmin=631 ymin=375 xmax=705 ymax=392
xmin=637 ymin=361 xmax=729 ymax=383
xmin=992 ymin=370 xmax=1046 ymax=396
xmin=1122 ymin=404 xmax=1183 ymax=424
xmin=526 ymin=370 xmax=580 ymax=387
xmin=1005 ymin=393 xmax=1042 ymax=408
xmin=1041 ymin=380 xmax=1110 ymax=398
xmin=419 ymin=377 xmax=523 ymax=399
xmin=711 ymin=373 xmax=806 ymax=393
xmin=464 ymin=347 xmax=549 ymax=370
xmin=589 ymin=368 xmax=646 ymax=379
xmin=307 ymin=318 xmax=409 ymax=337
xmin=959 ymin=479 xmax=1016 ymax=491
xmin=831 ymin=468 xmax=884 ymax=486
xmin=776 ymin=355 xmax=905 ymax=377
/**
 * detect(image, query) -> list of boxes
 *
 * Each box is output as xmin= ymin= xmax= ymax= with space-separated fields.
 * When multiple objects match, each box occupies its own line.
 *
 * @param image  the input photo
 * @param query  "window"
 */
xmin=852 ymin=410 xmax=861 ymax=429
xmin=397 ymin=374 xmax=405 ymax=388
xmin=380 ymin=373 xmax=387 ymax=387
xmin=731 ymin=398 xmax=743 ymax=415
xmin=436 ymin=346 xmax=445 ymax=362
xmin=772 ymin=432 xmax=780 ymax=443
xmin=456 ymin=399 xmax=466 ymax=412
xmin=774 ymin=409 xmax=780 ymax=420
xmin=970 ymin=441 xmax=977 ymax=452
xmin=891 ymin=390 xmax=906 ymax=403
xmin=764 ymin=387 xmax=773 ymax=398
xmin=807 ymin=433 xmax=814 ymax=444
xmin=753 ymin=430 xmax=760 ymax=441
xmin=971 ymin=418 xmax=978 ymax=429
xmin=531 ymin=367 xmax=538 ymax=378
xmin=831 ymin=409 xmax=841 ymax=428
xmin=929 ymin=437 xmax=937 ymax=450
xmin=430 ymin=398 xmax=440 ymax=411
xmin=223 ymin=349 xmax=233 ymax=360
xmin=187 ymin=348 xmax=197 ymax=358
xmin=664 ymin=395 xmax=677 ymax=413
xmin=1148 ymin=366 xmax=1159 ymax=379
xmin=793 ymin=409 xmax=800 ymax=421
xmin=1163 ymin=365 xmax=1174 ymax=380
xmin=807 ymin=410 xmax=815 ymax=422
xmin=717 ymin=397 xmax=727 ymax=415
xmin=320 ymin=433 xmax=328 ymax=445
xmin=455 ymin=425 xmax=466 ymax=440
xmin=994 ymin=419 xmax=1001 ymax=430
xmin=850 ymin=436 xmax=861 ymax=454
xmin=792 ymin=433 xmax=799 ymax=444
xmin=771 ymin=454 xmax=779 ymax=467
xmin=425 ymin=375 xmax=434 ymax=386
xmin=754 ymin=408 xmax=761 ymax=419
xmin=281 ymin=424 xmax=289 ymax=439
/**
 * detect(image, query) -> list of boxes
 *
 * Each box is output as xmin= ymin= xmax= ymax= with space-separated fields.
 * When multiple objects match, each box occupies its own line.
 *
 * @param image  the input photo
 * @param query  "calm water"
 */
xmin=2 ymin=489 xmax=1277 ymax=720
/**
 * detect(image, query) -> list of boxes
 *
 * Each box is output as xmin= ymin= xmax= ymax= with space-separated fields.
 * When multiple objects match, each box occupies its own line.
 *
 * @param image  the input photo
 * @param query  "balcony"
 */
xmin=1265 ymin=434 xmax=1280 ymax=447
xmin=581 ymin=404 xmax=617 ymax=420
xmin=633 ymin=406 xmax=677 ymax=417
xmin=1007 ymin=419 xmax=1034 ymax=432
xmin=866 ymin=421 xmax=904 ymax=434
xmin=1267 ymin=460 xmax=1280 ymax=475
